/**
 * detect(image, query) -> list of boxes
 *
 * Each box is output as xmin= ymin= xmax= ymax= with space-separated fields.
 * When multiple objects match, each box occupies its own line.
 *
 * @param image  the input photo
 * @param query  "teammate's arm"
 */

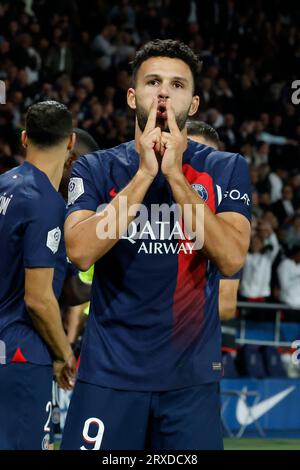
xmin=61 ymin=275 xmax=91 ymax=306
xmin=219 ymin=279 xmax=240 ymax=321
xmin=24 ymin=267 xmax=75 ymax=390
xmin=65 ymin=98 xmax=161 ymax=270
xmin=64 ymin=304 xmax=88 ymax=345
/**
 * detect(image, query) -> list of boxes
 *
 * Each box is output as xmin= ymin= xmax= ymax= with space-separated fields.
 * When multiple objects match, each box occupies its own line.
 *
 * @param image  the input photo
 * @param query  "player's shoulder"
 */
xmin=77 ymin=141 xmax=135 ymax=173
xmin=14 ymin=164 xmax=65 ymax=225
xmin=0 ymin=162 xmax=42 ymax=200
xmin=0 ymin=164 xmax=25 ymax=186
xmin=0 ymin=163 xmax=65 ymax=225
xmin=190 ymin=140 xmax=241 ymax=163
xmin=22 ymin=163 xmax=63 ymax=207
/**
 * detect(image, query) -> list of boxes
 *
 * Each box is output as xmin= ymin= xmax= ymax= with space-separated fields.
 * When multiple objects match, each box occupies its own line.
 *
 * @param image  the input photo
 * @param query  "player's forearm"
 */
xmin=167 ymin=172 xmax=246 ymax=276
xmin=62 ymin=276 xmax=91 ymax=306
xmin=66 ymin=169 xmax=154 ymax=270
xmin=26 ymin=294 xmax=73 ymax=362
xmin=65 ymin=304 xmax=87 ymax=344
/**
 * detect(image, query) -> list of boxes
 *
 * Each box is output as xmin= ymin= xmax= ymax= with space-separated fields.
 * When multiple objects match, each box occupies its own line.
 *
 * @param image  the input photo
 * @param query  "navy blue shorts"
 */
xmin=0 ymin=363 xmax=53 ymax=450
xmin=61 ymin=380 xmax=223 ymax=450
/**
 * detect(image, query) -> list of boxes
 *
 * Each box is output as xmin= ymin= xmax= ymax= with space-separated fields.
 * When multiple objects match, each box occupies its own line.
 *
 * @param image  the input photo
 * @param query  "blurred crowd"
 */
xmin=0 ymin=0 xmax=300 ymax=309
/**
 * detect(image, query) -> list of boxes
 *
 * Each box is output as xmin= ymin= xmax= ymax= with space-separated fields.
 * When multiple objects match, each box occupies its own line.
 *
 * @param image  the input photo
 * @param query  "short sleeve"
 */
xmin=23 ymin=196 xmax=64 ymax=268
xmin=219 ymin=269 xmax=242 ymax=280
xmin=66 ymin=155 xmax=104 ymax=217
xmin=216 ymin=154 xmax=252 ymax=222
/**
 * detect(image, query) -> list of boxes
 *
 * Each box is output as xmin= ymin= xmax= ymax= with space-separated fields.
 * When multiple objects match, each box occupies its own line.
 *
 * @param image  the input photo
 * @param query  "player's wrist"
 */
xmin=136 ymin=167 xmax=156 ymax=183
xmin=163 ymin=168 xmax=185 ymax=185
xmin=56 ymin=346 xmax=74 ymax=364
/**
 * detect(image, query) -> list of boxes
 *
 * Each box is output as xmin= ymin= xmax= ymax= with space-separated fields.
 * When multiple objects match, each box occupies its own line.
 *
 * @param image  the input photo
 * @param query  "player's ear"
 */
xmin=65 ymin=152 xmax=77 ymax=169
xmin=188 ymin=95 xmax=200 ymax=117
xmin=127 ymin=88 xmax=136 ymax=110
xmin=67 ymin=132 xmax=76 ymax=151
xmin=21 ymin=130 xmax=28 ymax=148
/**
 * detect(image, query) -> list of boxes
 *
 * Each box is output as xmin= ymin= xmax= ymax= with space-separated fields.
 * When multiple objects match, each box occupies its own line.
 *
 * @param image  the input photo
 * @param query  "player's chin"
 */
xmin=156 ymin=118 xmax=169 ymax=132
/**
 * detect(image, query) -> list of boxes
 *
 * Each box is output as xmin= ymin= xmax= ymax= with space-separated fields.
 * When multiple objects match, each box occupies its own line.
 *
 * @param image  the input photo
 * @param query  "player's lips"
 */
xmin=156 ymin=103 xmax=167 ymax=120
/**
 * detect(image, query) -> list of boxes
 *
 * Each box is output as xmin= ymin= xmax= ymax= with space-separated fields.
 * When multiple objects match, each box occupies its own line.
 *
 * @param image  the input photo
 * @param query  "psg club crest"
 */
xmin=191 ymin=183 xmax=209 ymax=202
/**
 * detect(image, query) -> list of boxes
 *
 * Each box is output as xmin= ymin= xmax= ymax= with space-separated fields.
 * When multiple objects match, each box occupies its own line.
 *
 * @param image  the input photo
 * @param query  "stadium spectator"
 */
xmin=253 ymin=142 xmax=270 ymax=167
xmin=239 ymin=221 xmax=280 ymax=301
xmin=277 ymin=246 xmax=300 ymax=309
xmin=269 ymin=167 xmax=287 ymax=203
xmin=283 ymin=214 xmax=300 ymax=250
xmin=271 ymin=184 xmax=296 ymax=226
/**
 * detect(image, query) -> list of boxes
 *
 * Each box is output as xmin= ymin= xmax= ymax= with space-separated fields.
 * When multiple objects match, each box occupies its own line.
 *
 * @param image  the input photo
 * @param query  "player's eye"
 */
xmin=173 ymin=82 xmax=184 ymax=89
xmin=147 ymin=79 xmax=160 ymax=86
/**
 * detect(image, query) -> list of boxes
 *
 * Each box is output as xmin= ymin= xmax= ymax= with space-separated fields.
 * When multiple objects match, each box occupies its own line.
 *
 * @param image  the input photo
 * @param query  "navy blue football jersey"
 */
xmin=66 ymin=139 xmax=252 ymax=391
xmin=0 ymin=162 xmax=67 ymax=365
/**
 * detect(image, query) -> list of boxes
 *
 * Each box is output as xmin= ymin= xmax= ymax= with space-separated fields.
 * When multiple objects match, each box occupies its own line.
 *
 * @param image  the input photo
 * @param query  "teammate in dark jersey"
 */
xmin=0 ymin=101 xmax=76 ymax=450
xmin=59 ymin=128 xmax=98 ymax=345
xmin=62 ymin=40 xmax=251 ymax=450
xmin=50 ymin=129 xmax=99 ymax=441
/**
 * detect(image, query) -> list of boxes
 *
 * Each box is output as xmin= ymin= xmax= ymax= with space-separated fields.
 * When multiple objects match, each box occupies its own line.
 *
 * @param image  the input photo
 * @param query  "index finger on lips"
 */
xmin=144 ymin=97 xmax=158 ymax=133
xmin=166 ymin=99 xmax=180 ymax=135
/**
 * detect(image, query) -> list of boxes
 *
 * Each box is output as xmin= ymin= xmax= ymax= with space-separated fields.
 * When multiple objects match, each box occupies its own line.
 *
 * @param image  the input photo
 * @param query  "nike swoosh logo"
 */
xmin=236 ymin=386 xmax=296 ymax=425
xmin=109 ymin=187 xmax=118 ymax=197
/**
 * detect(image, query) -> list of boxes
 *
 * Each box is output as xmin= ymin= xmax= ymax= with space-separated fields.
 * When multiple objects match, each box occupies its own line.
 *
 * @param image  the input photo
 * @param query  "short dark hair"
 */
xmin=25 ymin=101 xmax=72 ymax=147
xmin=187 ymin=120 xmax=220 ymax=147
xmin=130 ymin=39 xmax=202 ymax=92
xmin=288 ymin=244 xmax=300 ymax=258
xmin=73 ymin=128 xmax=99 ymax=155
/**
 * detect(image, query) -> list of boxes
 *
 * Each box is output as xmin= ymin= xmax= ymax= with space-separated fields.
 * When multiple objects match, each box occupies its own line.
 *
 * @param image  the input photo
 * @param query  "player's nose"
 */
xmin=157 ymin=82 xmax=169 ymax=100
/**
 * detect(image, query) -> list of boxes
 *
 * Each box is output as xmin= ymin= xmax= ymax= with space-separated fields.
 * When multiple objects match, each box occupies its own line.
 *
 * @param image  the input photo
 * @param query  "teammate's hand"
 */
xmin=138 ymin=97 xmax=161 ymax=179
xmin=160 ymin=99 xmax=186 ymax=179
xmin=54 ymin=352 xmax=77 ymax=390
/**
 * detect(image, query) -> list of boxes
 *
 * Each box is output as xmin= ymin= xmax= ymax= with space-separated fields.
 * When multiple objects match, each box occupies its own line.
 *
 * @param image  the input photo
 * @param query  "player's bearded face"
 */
xmin=135 ymin=98 xmax=191 ymax=133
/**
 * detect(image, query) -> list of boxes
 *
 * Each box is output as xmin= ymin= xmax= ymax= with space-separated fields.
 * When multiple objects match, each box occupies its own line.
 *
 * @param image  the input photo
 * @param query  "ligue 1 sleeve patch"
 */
xmin=68 ymin=177 xmax=84 ymax=205
xmin=46 ymin=227 xmax=61 ymax=254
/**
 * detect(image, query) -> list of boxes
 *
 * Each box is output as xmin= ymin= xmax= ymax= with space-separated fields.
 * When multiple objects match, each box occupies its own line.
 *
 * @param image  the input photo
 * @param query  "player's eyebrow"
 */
xmin=144 ymin=74 xmax=189 ymax=85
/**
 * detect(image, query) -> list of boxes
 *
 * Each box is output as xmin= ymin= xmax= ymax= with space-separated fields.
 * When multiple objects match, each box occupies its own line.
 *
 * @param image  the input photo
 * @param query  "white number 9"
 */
xmin=80 ymin=417 xmax=105 ymax=450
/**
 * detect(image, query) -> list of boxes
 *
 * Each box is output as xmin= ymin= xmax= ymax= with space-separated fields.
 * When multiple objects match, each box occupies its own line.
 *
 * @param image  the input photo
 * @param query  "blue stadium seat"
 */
xmin=261 ymin=346 xmax=287 ymax=377
xmin=236 ymin=345 xmax=267 ymax=378
xmin=222 ymin=352 xmax=240 ymax=378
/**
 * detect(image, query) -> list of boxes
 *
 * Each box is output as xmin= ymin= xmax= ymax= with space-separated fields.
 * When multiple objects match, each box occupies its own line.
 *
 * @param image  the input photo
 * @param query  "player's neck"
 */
xmin=26 ymin=150 xmax=66 ymax=191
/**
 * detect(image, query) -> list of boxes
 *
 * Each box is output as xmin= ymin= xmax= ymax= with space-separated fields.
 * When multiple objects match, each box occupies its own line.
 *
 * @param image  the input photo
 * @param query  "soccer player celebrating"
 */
xmin=0 ymin=101 xmax=76 ymax=450
xmin=62 ymin=40 xmax=251 ymax=450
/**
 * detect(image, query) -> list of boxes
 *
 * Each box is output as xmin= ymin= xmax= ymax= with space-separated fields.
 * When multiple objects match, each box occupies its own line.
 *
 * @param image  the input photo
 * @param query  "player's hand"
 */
xmin=54 ymin=352 xmax=77 ymax=390
xmin=160 ymin=99 xmax=186 ymax=180
xmin=138 ymin=97 xmax=161 ymax=179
